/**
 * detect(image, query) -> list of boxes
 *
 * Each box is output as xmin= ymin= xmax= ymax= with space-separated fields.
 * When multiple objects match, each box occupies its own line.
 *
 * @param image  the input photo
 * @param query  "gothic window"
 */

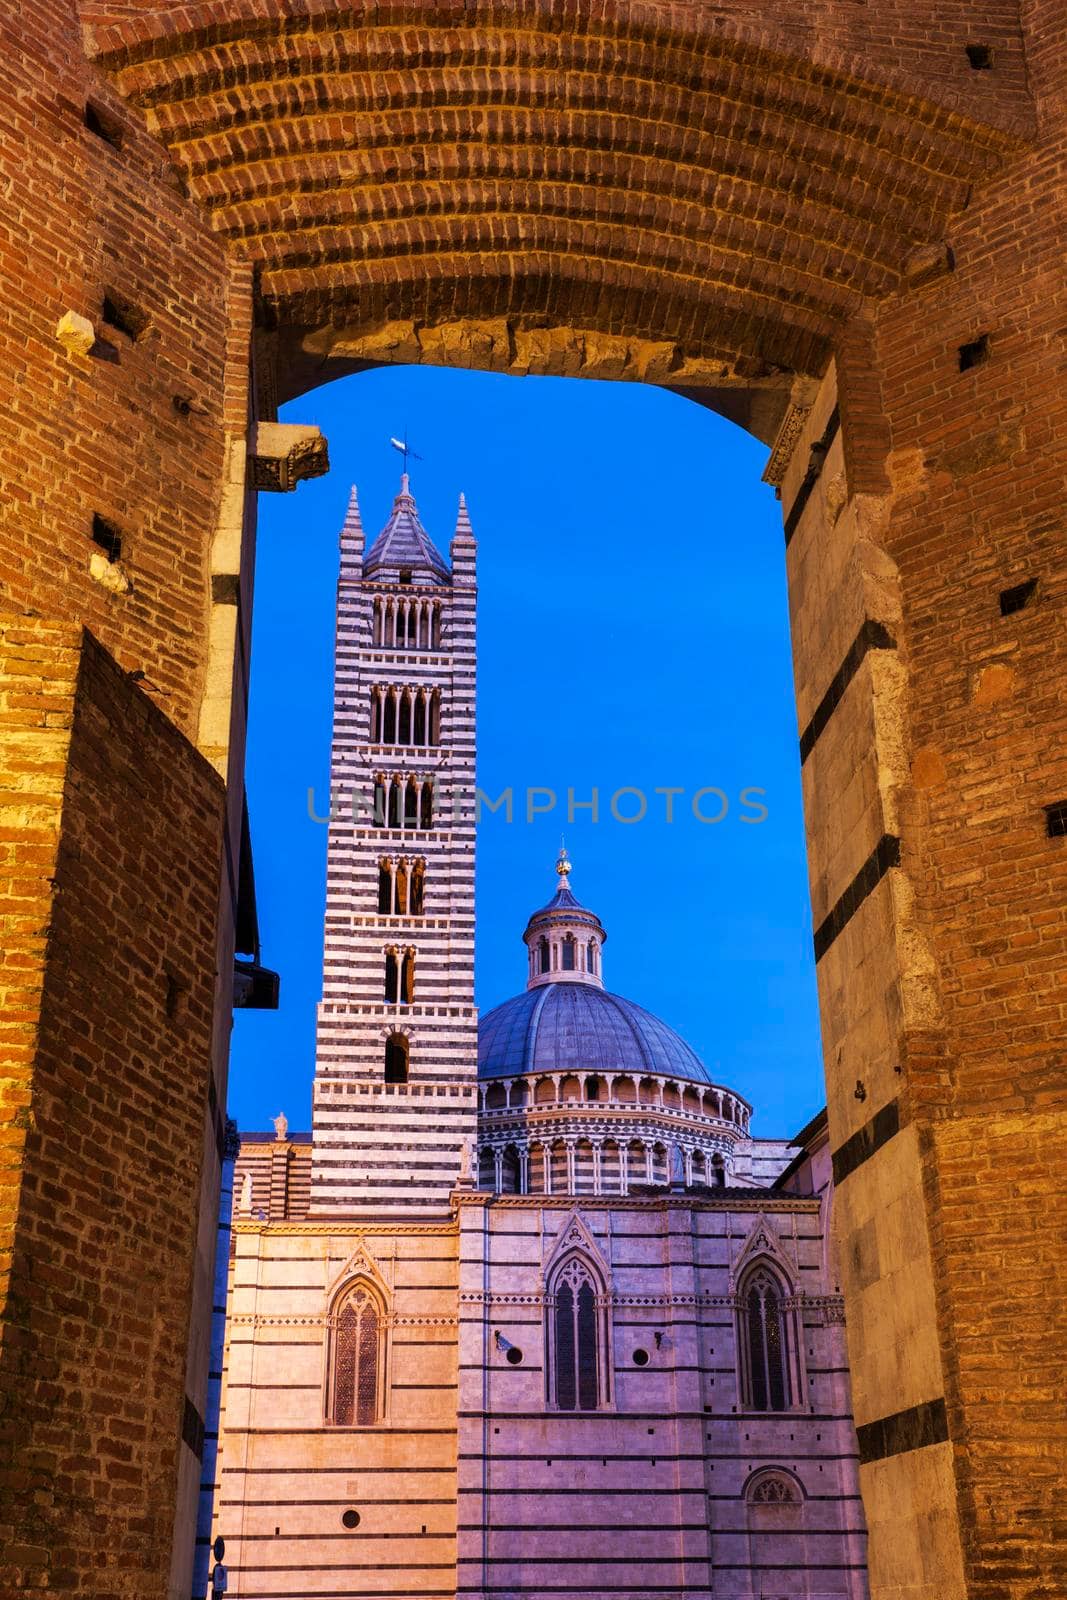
xmin=384 ymin=949 xmax=398 ymax=1003
xmin=410 ymin=859 xmax=425 ymax=915
xmin=384 ymin=1032 xmax=408 ymax=1083
xmin=742 ymin=1266 xmax=791 ymax=1411
xmin=551 ymin=1256 xmax=604 ymax=1411
xmin=420 ymin=781 xmax=434 ymax=829
xmin=331 ymin=1286 xmax=383 ymax=1426
xmin=383 ymin=691 xmax=397 ymax=744
xmin=561 ymin=936 xmax=576 ymax=970
xmin=373 ymin=776 xmax=387 ymax=826
xmin=749 ymin=1474 xmax=797 ymax=1503
xmin=401 ymin=949 xmax=415 ymax=1004
xmin=395 ymin=859 xmax=408 ymax=916
xmin=377 ymin=859 xmax=392 ymax=914
xmin=413 ymin=692 xmax=426 ymax=745
xmin=405 ymin=777 xmax=419 ymax=826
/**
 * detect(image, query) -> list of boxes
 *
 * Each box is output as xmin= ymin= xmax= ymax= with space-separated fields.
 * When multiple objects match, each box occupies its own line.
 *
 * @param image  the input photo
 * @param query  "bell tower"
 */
xmin=309 ymin=477 xmax=478 ymax=1214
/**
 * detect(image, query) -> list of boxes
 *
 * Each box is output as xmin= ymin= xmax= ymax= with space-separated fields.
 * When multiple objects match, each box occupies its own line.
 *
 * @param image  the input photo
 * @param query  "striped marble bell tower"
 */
xmin=309 ymin=475 xmax=478 ymax=1214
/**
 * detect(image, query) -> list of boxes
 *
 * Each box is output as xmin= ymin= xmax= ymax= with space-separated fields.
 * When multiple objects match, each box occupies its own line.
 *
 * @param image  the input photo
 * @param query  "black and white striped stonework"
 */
xmin=309 ymin=484 xmax=479 ymax=1215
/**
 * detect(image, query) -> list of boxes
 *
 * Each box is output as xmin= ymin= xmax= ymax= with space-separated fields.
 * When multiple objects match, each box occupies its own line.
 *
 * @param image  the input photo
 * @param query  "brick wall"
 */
xmin=0 ymin=0 xmax=231 ymax=738
xmin=0 ymin=622 xmax=225 ymax=1596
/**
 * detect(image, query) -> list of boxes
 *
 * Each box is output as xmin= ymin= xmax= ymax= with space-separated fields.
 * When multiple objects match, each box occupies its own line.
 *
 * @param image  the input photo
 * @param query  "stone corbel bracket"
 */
xmin=249 ymin=421 xmax=329 ymax=491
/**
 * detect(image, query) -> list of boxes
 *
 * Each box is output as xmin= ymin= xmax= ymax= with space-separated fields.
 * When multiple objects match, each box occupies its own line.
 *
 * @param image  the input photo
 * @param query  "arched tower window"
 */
xmin=587 ymin=939 xmax=597 ymax=974
xmin=401 ymin=948 xmax=415 ymax=1004
xmin=330 ymin=1285 xmax=383 ymax=1426
xmin=550 ymin=1256 xmax=605 ymax=1411
xmin=377 ymin=858 xmax=392 ymax=914
xmin=741 ymin=1265 xmax=791 ymax=1411
xmin=561 ymin=935 xmax=576 ymax=970
xmin=384 ymin=949 xmax=398 ymax=1003
xmin=539 ymin=937 xmax=550 ymax=974
xmin=384 ymin=1032 xmax=408 ymax=1083
xmin=410 ymin=859 xmax=426 ymax=915
xmin=748 ymin=1472 xmax=799 ymax=1503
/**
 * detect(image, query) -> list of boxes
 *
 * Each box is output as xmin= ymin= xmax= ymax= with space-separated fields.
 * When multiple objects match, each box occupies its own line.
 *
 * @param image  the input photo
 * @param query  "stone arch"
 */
xmin=34 ymin=11 xmax=1060 ymax=1597
xmin=90 ymin=2 xmax=1021 ymax=451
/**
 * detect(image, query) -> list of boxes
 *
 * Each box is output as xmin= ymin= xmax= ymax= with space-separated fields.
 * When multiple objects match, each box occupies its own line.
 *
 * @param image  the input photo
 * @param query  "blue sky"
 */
xmin=229 ymin=364 xmax=824 ymax=1138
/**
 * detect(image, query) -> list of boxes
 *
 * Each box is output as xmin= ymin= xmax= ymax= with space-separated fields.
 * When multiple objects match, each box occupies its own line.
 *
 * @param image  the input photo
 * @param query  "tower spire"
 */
xmin=363 ymin=475 xmax=450 ymax=583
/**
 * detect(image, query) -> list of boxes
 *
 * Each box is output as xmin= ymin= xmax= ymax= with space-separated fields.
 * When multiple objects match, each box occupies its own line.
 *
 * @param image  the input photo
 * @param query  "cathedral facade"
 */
xmin=212 ymin=481 xmax=868 ymax=1600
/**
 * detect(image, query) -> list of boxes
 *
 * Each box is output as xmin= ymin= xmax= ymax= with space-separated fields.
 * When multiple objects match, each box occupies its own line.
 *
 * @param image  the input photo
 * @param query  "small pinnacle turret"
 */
xmin=338 ymin=484 xmax=364 ymax=580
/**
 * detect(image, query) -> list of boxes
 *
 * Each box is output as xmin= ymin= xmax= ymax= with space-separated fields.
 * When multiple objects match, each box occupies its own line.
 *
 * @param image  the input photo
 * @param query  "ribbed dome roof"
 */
xmin=478 ymin=982 xmax=713 ymax=1083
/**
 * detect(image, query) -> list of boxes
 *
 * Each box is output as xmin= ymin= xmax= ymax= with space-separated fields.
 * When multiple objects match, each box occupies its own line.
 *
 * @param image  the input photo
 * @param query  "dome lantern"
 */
xmin=523 ymin=849 xmax=607 ymax=990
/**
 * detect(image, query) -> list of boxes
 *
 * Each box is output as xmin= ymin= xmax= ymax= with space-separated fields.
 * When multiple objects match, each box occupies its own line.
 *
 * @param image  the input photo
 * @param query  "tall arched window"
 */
xmin=377 ymin=859 xmax=392 ymax=914
xmin=384 ymin=1032 xmax=408 ymax=1083
xmin=550 ymin=1256 xmax=605 ymax=1411
xmin=331 ymin=1286 xmax=383 ymax=1426
xmin=539 ymin=937 xmax=550 ymax=974
xmin=384 ymin=949 xmax=398 ymax=1003
xmin=410 ymin=859 xmax=426 ymax=915
xmin=561 ymin=935 xmax=576 ymax=970
xmin=742 ymin=1266 xmax=791 ymax=1411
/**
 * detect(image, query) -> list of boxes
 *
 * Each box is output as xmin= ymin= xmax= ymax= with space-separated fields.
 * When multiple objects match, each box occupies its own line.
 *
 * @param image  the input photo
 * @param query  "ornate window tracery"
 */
xmin=548 ymin=1255 xmax=607 ymax=1411
xmin=330 ymin=1285 xmax=384 ymax=1426
xmin=739 ymin=1264 xmax=792 ymax=1411
xmin=750 ymin=1474 xmax=797 ymax=1503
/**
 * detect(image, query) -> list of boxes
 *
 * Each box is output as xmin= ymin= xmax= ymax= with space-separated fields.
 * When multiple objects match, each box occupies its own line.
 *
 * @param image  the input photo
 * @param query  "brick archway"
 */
xmin=1 ymin=4 xmax=1064 ymax=1599
xmin=88 ymin=0 xmax=1029 ymax=431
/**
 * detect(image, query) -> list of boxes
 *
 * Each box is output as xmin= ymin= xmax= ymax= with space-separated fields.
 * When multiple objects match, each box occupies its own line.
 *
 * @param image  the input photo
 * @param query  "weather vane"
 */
xmin=389 ymin=433 xmax=423 ymax=474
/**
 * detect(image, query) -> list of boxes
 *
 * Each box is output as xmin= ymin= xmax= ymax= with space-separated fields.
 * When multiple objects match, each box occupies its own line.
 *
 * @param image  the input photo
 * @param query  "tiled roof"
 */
xmin=363 ymin=477 xmax=450 ymax=582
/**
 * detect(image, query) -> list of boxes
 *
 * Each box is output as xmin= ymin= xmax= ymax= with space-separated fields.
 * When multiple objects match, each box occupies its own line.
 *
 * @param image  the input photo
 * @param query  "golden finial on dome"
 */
xmin=556 ymin=840 xmax=572 ymax=882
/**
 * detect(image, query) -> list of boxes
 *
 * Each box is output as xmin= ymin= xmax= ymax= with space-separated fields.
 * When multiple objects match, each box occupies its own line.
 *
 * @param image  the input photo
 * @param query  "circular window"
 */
xmin=632 ymin=1348 xmax=650 ymax=1367
xmin=341 ymin=1509 xmax=361 ymax=1530
xmin=505 ymin=1346 xmax=524 ymax=1366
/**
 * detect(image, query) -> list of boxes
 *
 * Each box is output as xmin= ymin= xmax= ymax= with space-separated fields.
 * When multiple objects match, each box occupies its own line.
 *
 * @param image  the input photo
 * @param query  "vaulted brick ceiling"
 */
xmin=88 ymin=2 xmax=1029 ymax=416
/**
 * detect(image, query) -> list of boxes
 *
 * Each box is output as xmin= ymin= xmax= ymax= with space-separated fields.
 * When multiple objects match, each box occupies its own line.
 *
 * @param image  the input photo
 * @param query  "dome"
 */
xmin=478 ymin=981 xmax=714 ymax=1084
